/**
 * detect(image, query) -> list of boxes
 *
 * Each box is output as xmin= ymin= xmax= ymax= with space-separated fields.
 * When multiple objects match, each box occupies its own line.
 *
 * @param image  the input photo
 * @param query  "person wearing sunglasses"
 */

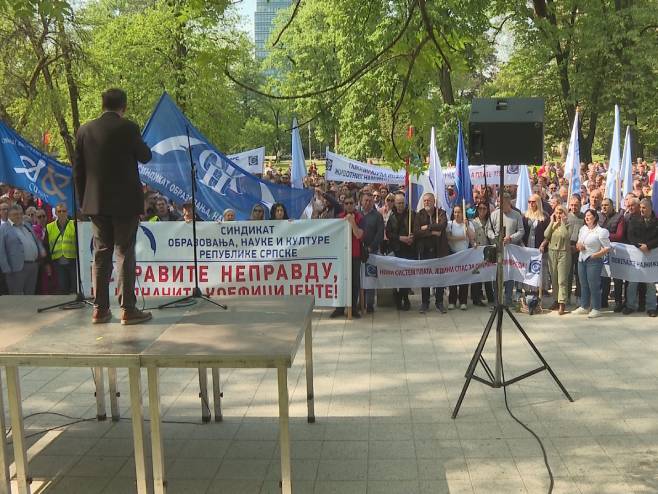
xmin=250 ymin=203 xmax=266 ymax=220
xmin=330 ymin=197 xmax=365 ymax=319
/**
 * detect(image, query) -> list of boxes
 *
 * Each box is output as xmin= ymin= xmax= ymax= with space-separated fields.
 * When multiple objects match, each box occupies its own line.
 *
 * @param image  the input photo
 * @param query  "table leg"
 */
xmin=304 ymin=320 xmax=315 ymax=423
xmin=128 ymin=368 xmax=148 ymax=494
xmin=93 ymin=366 xmax=106 ymax=421
xmin=5 ymin=366 xmax=30 ymax=494
xmin=108 ymin=368 xmax=120 ymax=422
xmin=277 ymin=367 xmax=292 ymax=494
xmin=211 ymin=368 xmax=222 ymax=422
xmin=148 ymin=368 xmax=166 ymax=494
xmin=0 ymin=369 xmax=11 ymax=494
xmin=198 ymin=367 xmax=210 ymax=423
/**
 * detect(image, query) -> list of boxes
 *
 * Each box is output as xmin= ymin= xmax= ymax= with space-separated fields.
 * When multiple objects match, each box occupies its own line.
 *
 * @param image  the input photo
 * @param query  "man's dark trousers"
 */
xmin=91 ymin=216 xmax=139 ymax=311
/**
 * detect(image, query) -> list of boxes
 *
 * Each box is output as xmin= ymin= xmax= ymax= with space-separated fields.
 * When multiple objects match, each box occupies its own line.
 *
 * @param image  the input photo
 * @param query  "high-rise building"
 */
xmin=254 ymin=0 xmax=291 ymax=60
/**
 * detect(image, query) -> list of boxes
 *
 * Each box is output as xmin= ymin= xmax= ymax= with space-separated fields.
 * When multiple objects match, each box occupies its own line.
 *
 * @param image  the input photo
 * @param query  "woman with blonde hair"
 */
xmin=522 ymin=193 xmax=550 ymax=303
xmin=541 ymin=204 xmax=571 ymax=314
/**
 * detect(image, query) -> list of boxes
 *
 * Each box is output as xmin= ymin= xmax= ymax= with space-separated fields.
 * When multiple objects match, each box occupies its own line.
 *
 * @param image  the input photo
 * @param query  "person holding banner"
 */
xmin=386 ymin=192 xmax=415 ymax=310
xmin=573 ymin=209 xmax=611 ymax=318
xmin=523 ymin=194 xmax=550 ymax=303
xmin=74 ymin=88 xmax=153 ymax=325
xmin=471 ymin=202 xmax=494 ymax=307
xmin=486 ymin=192 xmax=524 ymax=306
xmin=447 ymin=205 xmax=475 ymax=310
xmin=270 ymin=202 xmax=289 ymax=220
xmin=359 ymin=190 xmax=384 ymax=313
xmin=624 ymin=198 xmax=658 ymax=317
xmin=600 ymin=198 xmax=625 ymax=310
xmin=541 ymin=205 xmax=572 ymax=315
xmin=330 ymin=196 xmax=364 ymax=319
xmin=567 ymin=195 xmax=585 ymax=305
xmin=250 ymin=204 xmax=266 ymax=220
xmin=414 ymin=192 xmax=449 ymax=313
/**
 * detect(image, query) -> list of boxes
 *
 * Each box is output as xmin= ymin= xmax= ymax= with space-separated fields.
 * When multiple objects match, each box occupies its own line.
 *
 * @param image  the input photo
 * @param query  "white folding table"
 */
xmin=0 ymin=299 xmax=184 ymax=494
xmin=140 ymin=295 xmax=316 ymax=494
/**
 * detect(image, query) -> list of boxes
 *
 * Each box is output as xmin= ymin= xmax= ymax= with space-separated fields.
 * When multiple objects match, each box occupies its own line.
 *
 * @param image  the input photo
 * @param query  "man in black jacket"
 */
xmin=74 ymin=88 xmax=153 ymax=325
xmin=386 ymin=193 xmax=415 ymax=310
xmin=414 ymin=192 xmax=449 ymax=313
xmin=623 ymin=198 xmax=658 ymax=317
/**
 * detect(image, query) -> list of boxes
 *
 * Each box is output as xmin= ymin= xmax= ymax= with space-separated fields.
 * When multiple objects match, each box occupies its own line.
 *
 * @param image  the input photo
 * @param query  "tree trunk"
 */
xmin=437 ymin=64 xmax=455 ymax=105
xmin=25 ymin=17 xmax=75 ymax=163
xmin=580 ymin=114 xmax=596 ymax=164
xmin=57 ymin=18 xmax=81 ymax=134
xmin=168 ymin=0 xmax=188 ymax=111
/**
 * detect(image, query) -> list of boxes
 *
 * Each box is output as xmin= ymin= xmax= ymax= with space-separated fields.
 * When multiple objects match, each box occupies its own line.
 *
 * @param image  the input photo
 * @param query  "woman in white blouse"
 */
xmin=447 ymin=205 xmax=475 ymax=310
xmin=572 ymin=209 xmax=611 ymax=318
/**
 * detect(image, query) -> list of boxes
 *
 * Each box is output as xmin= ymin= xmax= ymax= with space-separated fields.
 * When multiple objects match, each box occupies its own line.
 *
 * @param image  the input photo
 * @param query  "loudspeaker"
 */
xmin=469 ymin=98 xmax=544 ymax=166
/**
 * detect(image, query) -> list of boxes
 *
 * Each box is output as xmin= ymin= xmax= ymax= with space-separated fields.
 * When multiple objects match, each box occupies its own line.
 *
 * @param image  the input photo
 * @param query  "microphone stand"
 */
xmin=157 ymin=125 xmax=227 ymax=311
xmin=37 ymin=176 xmax=93 ymax=313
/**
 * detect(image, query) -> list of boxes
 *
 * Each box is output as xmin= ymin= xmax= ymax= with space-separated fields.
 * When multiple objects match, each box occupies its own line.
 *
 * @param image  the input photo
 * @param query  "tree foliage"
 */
xmin=0 ymin=0 xmax=656 ymax=169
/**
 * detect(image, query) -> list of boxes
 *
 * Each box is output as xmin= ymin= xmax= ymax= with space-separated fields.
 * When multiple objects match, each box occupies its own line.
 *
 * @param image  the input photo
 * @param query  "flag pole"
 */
xmin=407 ymin=125 xmax=414 ymax=236
xmin=406 ymin=156 xmax=412 ymax=236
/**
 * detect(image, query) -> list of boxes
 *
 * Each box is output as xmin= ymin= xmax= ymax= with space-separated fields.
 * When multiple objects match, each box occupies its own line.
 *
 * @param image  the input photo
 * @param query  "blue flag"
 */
xmin=652 ymin=177 xmax=658 ymax=216
xmin=564 ymin=111 xmax=580 ymax=195
xmin=140 ymin=93 xmax=313 ymax=221
xmin=0 ymin=121 xmax=73 ymax=211
xmin=454 ymin=121 xmax=473 ymax=206
xmin=291 ymin=117 xmax=307 ymax=189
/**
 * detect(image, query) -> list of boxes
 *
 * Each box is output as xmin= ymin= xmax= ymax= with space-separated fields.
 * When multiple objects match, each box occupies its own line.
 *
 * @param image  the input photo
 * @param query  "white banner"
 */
xmin=79 ymin=219 xmax=351 ymax=307
xmin=361 ymin=245 xmax=542 ymax=289
xmin=227 ymin=146 xmax=265 ymax=175
xmin=325 ymin=150 xmax=405 ymax=184
xmin=443 ymin=165 xmax=521 ymax=187
xmin=325 ymin=150 xmax=521 ymax=187
xmin=603 ymin=242 xmax=658 ymax=282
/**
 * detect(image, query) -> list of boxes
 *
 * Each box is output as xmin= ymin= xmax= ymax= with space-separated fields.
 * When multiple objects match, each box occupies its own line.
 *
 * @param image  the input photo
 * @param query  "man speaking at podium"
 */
xmin=74 ymin=88 xmax=153 ymax=325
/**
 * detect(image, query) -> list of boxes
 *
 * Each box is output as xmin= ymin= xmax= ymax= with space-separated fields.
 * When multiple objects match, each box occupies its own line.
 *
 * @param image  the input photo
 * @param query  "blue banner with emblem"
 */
xmin=139 ymin=93 xmax=313 ymax=221
xmin=0 ymin=121 xmax=73 ymax=211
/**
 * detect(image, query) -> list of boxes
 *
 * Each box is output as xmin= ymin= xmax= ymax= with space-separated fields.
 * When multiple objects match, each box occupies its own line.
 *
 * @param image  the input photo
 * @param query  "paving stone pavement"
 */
xmin=3 ymin=299 xmax=658 ymax=493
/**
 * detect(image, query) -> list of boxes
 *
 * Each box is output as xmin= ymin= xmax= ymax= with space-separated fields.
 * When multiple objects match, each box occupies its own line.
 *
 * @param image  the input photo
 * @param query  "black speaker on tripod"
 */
xmin=451 ymin=96 xmax=573 ymax=420
xmin=469 ymin=97 xmax=544 ymax=166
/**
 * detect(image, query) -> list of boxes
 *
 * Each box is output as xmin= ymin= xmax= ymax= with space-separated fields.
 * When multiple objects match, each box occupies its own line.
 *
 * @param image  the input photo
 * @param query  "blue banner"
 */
xmin=0 ymin=121 xmax=74 ymax=211
xmin=139 ymin=93 xmax=313 ymax=221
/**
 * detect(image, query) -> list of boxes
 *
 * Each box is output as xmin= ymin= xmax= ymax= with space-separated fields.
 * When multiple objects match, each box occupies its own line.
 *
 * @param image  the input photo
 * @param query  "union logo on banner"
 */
xmin=365 ymin=263 xmax=378 ymax=277
xmin=528 ymin=259 xmax=541 ymax=274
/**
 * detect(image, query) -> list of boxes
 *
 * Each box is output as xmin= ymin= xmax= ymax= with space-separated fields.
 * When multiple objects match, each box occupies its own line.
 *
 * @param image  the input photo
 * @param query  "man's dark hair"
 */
xmin=102 ymin=88 xmax=128 ymax=112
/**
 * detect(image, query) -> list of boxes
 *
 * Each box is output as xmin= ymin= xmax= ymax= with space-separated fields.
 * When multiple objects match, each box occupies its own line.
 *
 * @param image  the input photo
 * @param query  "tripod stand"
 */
xmin=37 ymin=181 xmax=93 ymax=313
xmin=451 ymin=165 xmax=573 ymax=419
xmin=158 ymin=126 xmax=227 ymax=311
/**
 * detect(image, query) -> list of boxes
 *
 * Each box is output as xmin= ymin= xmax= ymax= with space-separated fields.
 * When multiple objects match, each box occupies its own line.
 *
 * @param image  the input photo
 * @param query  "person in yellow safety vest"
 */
xmin=149 ymin=197 xmax=181 ymax=222
xmin=46 ymin=202 xmax=77 ymax=294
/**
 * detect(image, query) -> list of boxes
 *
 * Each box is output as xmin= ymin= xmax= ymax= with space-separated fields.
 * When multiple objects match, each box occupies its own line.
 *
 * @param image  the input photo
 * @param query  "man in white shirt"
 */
xmin=0 ymin=204 xmax=45 ymax=294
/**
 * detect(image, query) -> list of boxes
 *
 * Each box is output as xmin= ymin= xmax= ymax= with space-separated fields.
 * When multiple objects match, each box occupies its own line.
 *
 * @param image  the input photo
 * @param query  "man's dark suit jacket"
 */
xmin=74 ymin=112 xmax=152 ymax=216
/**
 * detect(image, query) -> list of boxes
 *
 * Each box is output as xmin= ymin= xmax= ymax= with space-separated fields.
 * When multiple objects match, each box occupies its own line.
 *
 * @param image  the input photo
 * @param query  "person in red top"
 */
xmin=330 ymin=196 xmax=364 ymax=319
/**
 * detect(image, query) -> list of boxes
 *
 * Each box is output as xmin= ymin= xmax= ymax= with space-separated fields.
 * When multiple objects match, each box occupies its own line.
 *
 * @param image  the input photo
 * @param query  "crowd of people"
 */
xmin=1 ymin=157 xmax=657 ymax=321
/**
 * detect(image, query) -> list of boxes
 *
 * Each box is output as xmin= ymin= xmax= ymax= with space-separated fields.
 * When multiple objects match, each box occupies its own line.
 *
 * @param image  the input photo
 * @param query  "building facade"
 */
xmin=254 ymin=0 xmax=292 ymax=60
